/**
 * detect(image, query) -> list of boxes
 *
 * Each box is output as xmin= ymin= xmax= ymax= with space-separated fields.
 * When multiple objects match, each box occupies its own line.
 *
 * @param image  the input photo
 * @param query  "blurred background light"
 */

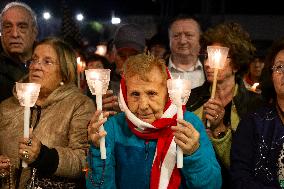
xmin=76 ymin=13 xmax=84 ymax=21
xmin=43 ymin=11 xmax=51 ymax=20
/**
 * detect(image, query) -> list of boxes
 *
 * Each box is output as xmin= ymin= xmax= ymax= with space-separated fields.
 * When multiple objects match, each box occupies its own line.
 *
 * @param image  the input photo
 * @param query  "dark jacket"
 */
xmin=165 ymin=56 xmax=210 ymax=112
xmin=0 ymin=52 xmax=28 ymax=103
xmin=231 ymin=105 xmax=283 ymax=189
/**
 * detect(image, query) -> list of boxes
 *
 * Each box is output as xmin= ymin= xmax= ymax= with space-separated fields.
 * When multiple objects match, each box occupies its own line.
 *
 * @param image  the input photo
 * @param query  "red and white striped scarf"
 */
xmin=119 ymin=72 xmax=185 ymax=189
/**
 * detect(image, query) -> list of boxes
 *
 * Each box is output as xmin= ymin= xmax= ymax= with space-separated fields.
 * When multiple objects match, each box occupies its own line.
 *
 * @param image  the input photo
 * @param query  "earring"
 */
xmin=60 ymin=81 xmax=64 ymax=86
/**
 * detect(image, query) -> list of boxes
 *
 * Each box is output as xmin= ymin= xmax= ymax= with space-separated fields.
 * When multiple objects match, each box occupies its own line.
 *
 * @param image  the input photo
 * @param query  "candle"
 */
xmin=167 ymin=77 xmax=191 ymax=168
xmin=77 ymin=57 xmax=83 ymax=88
xmin=94 ymin=79 xmax=106 ymax=159
xmin=207 ymin=46 xmax=229 ymax=98
xmin=85 ymin=69 xmax=110 ymax=159
xmin=95 ymin=44 xmax=107 ymax=56
xmin=16 ymin=83 xmax=41 ymax=167
xmin=251 ymin=82 xmax=259 ymax=93
xmin=206 ymin=46 xmax=229 ymax=128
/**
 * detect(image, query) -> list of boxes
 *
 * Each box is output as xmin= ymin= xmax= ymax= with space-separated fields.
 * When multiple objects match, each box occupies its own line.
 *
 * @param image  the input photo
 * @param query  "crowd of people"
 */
xmin=0 ymin=1 xmax=282 ymax=189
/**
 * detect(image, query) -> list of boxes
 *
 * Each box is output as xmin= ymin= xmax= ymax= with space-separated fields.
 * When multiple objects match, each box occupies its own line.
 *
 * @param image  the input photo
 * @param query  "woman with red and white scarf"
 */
xmin=86 ymin=53 xmax=221 ymax=189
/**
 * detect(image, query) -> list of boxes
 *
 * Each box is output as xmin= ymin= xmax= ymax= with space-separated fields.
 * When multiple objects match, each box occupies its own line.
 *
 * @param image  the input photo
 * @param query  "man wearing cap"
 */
xmin=102 ymin=23 xmax=146 ymax=113
xmin=111 ymin=23 xmax=146 ymax=93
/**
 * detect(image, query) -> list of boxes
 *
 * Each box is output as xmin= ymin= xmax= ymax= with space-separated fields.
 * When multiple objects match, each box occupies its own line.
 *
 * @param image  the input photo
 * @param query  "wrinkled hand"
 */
xmin=0 ymin=155 xmax=9 ymax=169
xmin=203 ymin=98 xmax=225 ymax=130
xmin=88 ymin=110 xmax=109 ymax=147
xmin=171 ymin=119 xmax=200 ymax=156
xmin=19 ymin=133 xmax=41 ymax=164
xmin=0 ymin=155 xmax=10 ymax=178
xmin=102 ymin=90 xmax=120 ymax=115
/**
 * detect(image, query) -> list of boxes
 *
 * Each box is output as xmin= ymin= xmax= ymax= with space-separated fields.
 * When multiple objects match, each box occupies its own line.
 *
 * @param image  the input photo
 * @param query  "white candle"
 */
xmin=176 ymin=90 xmax=184 ymax=168
xmin=206 ymin=46 xmax=229 ymax=128
xmin=95 ymin=80 xmax=106 ymax=159
xmin=167 ymin=77 xmax=192 ymax=169
xmin=77 ymin=57 xmax=83 ymax=88
xmin=85 ymin=69 xmax=110 ymax=159
xmin=15 ymin=83 xmax=41 ymax=167
xmin=22 ymin=106 xmax=30 ymax=168
xmin=173 ymin=78 xmax=184 ymax=168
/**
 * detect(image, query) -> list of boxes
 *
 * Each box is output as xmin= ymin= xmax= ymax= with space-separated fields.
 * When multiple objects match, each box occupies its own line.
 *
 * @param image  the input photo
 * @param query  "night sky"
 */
xmin=1 ymin=0 xmax=284 ymax=22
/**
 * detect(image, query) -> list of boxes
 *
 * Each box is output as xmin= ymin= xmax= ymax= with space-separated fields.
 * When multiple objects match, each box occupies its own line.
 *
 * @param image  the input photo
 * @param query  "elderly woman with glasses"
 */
xmin=0 ymin=37 xmax=95 ymax=188
xmin=230 ymin=38 xmax=284 ymax=188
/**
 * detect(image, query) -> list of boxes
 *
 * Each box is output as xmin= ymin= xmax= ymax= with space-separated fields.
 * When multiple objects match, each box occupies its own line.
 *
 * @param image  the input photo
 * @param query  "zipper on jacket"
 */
xmin=145 ymin=141 xmax=149 ymax=160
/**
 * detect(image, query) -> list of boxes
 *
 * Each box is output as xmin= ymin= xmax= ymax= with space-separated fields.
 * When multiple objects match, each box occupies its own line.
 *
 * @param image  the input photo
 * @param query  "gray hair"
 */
xmin=0 ymin=2 xmax=38 ymax=31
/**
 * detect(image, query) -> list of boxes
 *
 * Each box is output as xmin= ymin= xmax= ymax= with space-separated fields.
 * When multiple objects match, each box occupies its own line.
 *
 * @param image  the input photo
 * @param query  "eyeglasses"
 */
xmin=272 ymin=64 xmax=284 ymax=74
xmin=28 ymin=58 xmax=57 ymax=67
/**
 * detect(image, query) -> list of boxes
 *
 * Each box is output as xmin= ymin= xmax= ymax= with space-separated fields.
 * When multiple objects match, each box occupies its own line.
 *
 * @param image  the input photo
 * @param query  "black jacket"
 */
xmin=0 ymin=52 xmax=28 ymax=103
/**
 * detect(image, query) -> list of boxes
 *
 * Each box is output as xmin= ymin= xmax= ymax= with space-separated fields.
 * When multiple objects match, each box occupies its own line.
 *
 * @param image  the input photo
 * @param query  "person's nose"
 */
xmin=204 ymin=59 xmax=210 ymax=68
xmin=255 ymin=62 xmax=262 ymax=68
xmin=11 ymin=26 xmax=19 ymax=37
xmin=139 ymin=95 xmax=149 ymax=110
xmin=29 ymin=61 xmax=42 ymax=70
xmin=179 ymin=34 xmax=187 ymax=44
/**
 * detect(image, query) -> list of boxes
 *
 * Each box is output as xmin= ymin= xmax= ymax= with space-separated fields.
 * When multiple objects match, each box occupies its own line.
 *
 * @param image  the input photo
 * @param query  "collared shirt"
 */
xmin=168 ymin=57 xmax=205 ymax=89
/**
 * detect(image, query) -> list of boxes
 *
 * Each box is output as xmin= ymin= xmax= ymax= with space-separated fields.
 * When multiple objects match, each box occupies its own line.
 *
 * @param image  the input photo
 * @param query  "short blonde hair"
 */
xmin=35 ymin=37 xmax=77 ymax=84
xmin=123 ymin=53 xmax=168 ymax=83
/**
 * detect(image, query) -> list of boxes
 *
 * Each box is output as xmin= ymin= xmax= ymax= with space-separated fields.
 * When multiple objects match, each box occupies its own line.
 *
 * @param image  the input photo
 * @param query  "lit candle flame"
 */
xmin=251 ymin=83 xmax=259 ymax=92
xmin=175 ymin=76 xmax=183 ymax=89
xmin=77 ymin=57 xmax=83 ymax=73
xmin=95 ymin=45 xmax=107 ymax=56
xmin=90 ymin=72 xmax=100 ymax=80
xmin=213 ymin=50 xmax=221 ymax=68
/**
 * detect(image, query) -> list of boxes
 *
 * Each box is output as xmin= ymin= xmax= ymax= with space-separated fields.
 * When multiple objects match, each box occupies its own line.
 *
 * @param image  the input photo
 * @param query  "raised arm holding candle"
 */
xmin=86 ymin=53 xmax=221 ymax=189
xmin=167 ymin=77 xmax=191 ymax=168
xmin=193 ymin=22 xmax=266 ymax=188
xmin=16 ymin=82 xmax=41 ymax=167
xmin=206 ymin=46 xmax=229 ymax=129
xmin=85 ymin=69 xmax=110 ymax=159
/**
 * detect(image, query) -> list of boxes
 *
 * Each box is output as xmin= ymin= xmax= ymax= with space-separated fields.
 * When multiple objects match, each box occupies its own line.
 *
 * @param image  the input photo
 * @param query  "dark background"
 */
xmin=1 ymin=0 xmax=284 ymax=20
xmin=1 ymin=0 xmax=283 ymax=49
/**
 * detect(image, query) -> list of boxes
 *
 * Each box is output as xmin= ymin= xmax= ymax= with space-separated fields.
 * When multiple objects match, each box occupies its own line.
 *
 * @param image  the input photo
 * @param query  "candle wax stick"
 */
xmin=211 ymin=68 xmax=218 ymax=99
xmin=176 ymin=92 xmax=183 ymax=168
xmin=77 ymin=72 xmax=81 ymax=88
xmin=22 ymin=106 xmax=30 ymax=168
xmin=207 ymin=68 xmax=218 ymax=129
xmin=95 ymin=81 xmax=106 ymax=159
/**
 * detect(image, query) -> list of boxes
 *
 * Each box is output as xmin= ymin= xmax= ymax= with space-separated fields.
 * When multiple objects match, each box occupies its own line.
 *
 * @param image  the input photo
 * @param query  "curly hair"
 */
xmin=201 ymin=22 xmax=255 ymax=73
